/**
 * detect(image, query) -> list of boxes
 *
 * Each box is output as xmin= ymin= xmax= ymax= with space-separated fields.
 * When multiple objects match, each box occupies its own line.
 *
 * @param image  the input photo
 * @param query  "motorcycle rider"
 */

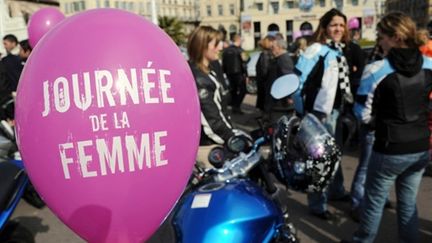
xmin=188 ymin=26 xmax=245 ymax=168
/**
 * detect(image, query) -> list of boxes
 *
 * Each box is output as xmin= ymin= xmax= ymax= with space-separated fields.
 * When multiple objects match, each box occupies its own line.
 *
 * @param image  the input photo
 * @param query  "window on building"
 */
xmin=315 ymin=0 xmax=325 ymax=7
xmin=207 ymin=5 xmax=211 ymax=16
xmin=139 ymin=2 xmax=145 ymax=14
xmin=300 ymin=22 xmax=313 ymax=32
xmin=146 ymin=2 xmax=151 ymax=13
xmin=256 ymin=3 xmax=263 ymax=11
xmin=129 ymin=2 xmax=134 ymax=11
xmin=218 ymin=4 xmax=223 ymax=16
xmin=65 ymin=3 xmax=70 ymax=13
xmin=320 ymin=0 xmax=325 ymax=7
xmin=254 ymin=21 xmax=261 ymax=33
xmin=96 ymin=0 xmax=100 ymax=8
xmin=285 ymin=0 xmax=299 ymax=9
xmin=254 ymin=21 xmax=261 ymax=48
xmin=73 ymin=2 xmax=79 ymax=11
xmin=80 ymin=1 xmax=86 ymax=10
xmin=270 ymin=1 xmax=279 ymax=14
xmin=230 ymin=4 xmax=235 ymax=15
xmin=104 ymin=0 xmax=110 ymax=7
xmin=268 ymin=23 xmax=280 ymax=33
xmin=229 ymin=25 xmax=237 ymax=34
xmin=352 ymin=0 xmax=359 ymax=6
xmin=114 ymin=1 xmax=119 ymax=8
xmin=286 ymin=20 xmax=293 ymax=42
xmin=334 ymin=0 xmax=343 ymax=10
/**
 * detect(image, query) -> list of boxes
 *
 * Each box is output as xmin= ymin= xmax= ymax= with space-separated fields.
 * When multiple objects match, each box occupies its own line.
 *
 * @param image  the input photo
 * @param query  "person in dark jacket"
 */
xmin=187 ymin=26 xmax=235 ymax=147
xmin=1 ymin=34 xmax=21 ymax=92
xmin=345 ymin=40 xmax=365 ymax=97
xmin=18 ymin=39 xmax=32 ymax=66
xmin=350 ymin=12 xmax=432 ymax=243
xmin=222 ymin=33 xmax=248 ymax=114
xmin=264 ymin=37 xmax=295 ymax=121
xmin=255 ymin=35 xmax=275 ymax=110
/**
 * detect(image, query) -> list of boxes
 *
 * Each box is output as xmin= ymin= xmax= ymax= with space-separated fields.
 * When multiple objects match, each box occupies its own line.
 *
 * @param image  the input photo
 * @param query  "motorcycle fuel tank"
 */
xmin=172 ymin=179 xmax=284 ymax=243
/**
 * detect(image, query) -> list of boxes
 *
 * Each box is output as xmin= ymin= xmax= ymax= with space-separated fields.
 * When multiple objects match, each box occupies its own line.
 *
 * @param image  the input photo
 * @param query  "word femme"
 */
xmin=42 ymin=66 xmax=175 ymax=117
xmin=59 ymin=131 xmax=168 ymax=179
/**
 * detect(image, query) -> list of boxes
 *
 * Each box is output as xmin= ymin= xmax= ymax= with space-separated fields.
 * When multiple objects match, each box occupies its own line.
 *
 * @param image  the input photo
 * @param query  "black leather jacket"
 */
xmin=189 ymin=62 xmax=234 ymax=145
xmin=222 ymin=45 xmax=247 ymax=76
xmin=372 ymin=48 xmax=432 ymax=154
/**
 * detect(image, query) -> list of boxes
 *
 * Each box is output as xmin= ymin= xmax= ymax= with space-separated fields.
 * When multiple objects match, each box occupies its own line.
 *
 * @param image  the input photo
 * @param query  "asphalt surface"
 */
xmin=10 ymin=94 xmax=432 ymax=242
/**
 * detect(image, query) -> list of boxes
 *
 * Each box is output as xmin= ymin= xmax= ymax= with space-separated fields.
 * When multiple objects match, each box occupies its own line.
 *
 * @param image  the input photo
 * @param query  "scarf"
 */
xmin=326 ymin=40 xmax=353 ymax=104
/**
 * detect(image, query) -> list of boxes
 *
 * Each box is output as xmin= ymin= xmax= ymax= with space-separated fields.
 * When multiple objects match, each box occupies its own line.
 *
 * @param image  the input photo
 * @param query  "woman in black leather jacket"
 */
xmin=187 ymin=26 xmax=235 ymax=146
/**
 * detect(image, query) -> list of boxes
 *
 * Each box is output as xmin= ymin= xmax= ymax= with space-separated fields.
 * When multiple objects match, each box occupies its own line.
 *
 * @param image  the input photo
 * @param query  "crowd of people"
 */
xmin=188 ymin=8 xmax=432 ymax=243
xmin=0 ymin=7 xmax=430 ymax=243
xmin=0 ymin=35 xmax=32 ymax=120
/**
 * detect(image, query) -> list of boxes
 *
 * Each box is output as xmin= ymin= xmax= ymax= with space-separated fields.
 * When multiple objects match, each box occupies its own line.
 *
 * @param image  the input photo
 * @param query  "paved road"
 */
xmin=11 ymin=95 xmax=432 ymax=242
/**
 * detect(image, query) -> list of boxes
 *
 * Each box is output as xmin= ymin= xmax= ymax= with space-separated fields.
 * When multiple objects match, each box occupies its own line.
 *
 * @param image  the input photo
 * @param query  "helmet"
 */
xmin=272 ymin=114 xmax=341 ymax=192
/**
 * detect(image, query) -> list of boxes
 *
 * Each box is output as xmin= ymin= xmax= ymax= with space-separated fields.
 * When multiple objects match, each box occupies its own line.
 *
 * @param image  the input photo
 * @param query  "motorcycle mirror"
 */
xmin=270 ymin=74 xmax=300 ymax=99
xmin=208 ymin=146 xmax=225 ymax=168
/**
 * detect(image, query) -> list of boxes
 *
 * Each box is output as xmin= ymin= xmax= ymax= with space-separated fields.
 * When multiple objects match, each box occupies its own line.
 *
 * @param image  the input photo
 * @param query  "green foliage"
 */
xmin=158 ymin=16 xmax=186 ymax=46
xmin=358 ymin=39 xmax=376 ymax=48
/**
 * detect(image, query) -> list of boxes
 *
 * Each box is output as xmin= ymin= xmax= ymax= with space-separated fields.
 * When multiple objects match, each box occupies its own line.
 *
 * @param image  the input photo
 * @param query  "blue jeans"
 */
xmin=353 ymin=150 xmax=428 ymax=243
xmin=350 ymin=127 xmax=374 ymax=209
xmin=308 ymin=110 xmax=346 ymax=213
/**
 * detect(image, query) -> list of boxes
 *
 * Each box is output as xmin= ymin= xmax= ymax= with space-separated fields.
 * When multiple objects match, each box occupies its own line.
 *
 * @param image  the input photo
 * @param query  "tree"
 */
xmin=158 ymin=16 xmax=186 ymax=46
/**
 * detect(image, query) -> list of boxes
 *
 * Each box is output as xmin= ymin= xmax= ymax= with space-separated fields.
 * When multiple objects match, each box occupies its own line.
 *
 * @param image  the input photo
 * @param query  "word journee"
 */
xmin=42 ymin=65 xmax=175 ymax=117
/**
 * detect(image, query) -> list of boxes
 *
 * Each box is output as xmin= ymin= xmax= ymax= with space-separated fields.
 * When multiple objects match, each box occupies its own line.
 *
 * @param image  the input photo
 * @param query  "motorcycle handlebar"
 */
xmin=212 ymin=136 xmax=268 ymax=182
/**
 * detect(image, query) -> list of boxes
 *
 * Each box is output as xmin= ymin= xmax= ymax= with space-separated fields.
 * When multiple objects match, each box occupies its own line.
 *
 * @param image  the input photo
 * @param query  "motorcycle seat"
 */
xmin=0 ymin=162 xmax=26 ymax=211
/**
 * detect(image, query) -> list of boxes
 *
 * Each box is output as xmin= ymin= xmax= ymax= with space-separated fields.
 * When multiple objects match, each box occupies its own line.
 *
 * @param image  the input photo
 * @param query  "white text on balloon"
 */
xmin=42 ymin=66 xmax=175 ymax=117
xmin=89 ymin=111 xmax=130 ymax=131
xmin=59 ymin=130 xmax=168 ymax=179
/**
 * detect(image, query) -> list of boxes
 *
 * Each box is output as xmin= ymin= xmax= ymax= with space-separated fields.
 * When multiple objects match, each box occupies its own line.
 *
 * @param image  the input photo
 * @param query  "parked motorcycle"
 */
xmin=173 ymin=135 xmax=297 ymax=243
xmin=171 ymin=74 xmax=341 ymax=243
xmin=0 ymin=123 xmax=34 ymax=243
xmin=0 ymin=98 xmax=44 ymax=243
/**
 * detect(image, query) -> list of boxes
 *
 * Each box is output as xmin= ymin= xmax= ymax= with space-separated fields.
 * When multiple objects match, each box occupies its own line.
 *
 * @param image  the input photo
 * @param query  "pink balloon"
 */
xmin=16 ymin=9 xmax=200 ymax=243
xmin=28 ymin=7 xmax=65 ymax=48
xmin=348 ymin=17 xmax=360 ymax=30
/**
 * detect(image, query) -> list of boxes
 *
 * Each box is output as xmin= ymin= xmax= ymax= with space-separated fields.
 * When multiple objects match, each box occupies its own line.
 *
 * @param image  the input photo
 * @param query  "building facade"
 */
xmin=60 ymin=0 xmax=199 ymax=33
xmin=2 ymin=0 xmax=389 ymax=53
xmin=386 ymin=0 xmax=432 ymax=27
xmin=240 ymin=0 xmax=385 ymax=50
xmin=198 ymin=0 xmax=241 ymax=39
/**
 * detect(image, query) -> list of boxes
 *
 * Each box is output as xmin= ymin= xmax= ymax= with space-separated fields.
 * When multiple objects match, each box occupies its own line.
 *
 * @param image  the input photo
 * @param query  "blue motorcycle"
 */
xmin=0 ymin=124 xmax=34 ymax=243
xmin=172 ymin=74 xmax=341 ymax=243
xmin=173 ymin=136 xmax=297 ymax=243
xmin=0 ymin=99 xmax=42 ymax=243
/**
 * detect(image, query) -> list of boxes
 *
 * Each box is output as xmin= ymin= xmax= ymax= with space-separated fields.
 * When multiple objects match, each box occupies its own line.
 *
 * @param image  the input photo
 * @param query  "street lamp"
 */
xmin=151 ymin=0 xmax=158 ymax=25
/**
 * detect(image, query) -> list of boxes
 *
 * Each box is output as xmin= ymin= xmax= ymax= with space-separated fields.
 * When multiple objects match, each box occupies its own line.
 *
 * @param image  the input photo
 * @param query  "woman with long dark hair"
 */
xmin=295 ymin=8 xmax=352 ymax=220
xmin=187 ymin=26 xmax=236 ymax=167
